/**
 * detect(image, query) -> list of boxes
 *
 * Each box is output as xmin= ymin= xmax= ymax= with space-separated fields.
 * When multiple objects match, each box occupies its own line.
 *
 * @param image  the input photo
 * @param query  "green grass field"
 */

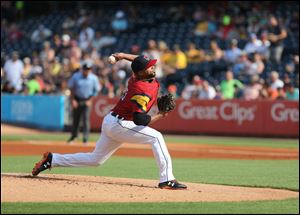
xmin=1 ymin=133 xmax=299 ymax=214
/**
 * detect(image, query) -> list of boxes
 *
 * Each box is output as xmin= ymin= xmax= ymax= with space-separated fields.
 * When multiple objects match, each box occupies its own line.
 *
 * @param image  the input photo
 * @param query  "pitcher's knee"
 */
xmin=90 ymin=154 xmax=103 ymax=166
xmin=153 ymin=131 xmax=163 ymax=139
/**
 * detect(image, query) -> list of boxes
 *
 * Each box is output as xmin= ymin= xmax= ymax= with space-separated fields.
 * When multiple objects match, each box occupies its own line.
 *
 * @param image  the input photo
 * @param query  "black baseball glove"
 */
xmin=157 ymin=93 xmax=176 ymax=113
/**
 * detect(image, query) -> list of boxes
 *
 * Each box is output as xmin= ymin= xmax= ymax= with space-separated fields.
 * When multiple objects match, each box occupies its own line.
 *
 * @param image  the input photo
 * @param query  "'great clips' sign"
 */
xmin=90 ymin=96 xmax=299 ymax=137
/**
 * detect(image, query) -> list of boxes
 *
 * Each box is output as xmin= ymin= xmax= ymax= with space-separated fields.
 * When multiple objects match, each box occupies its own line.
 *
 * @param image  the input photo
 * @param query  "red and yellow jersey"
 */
xmin=111 ymin=76 xmax=159 ymax=120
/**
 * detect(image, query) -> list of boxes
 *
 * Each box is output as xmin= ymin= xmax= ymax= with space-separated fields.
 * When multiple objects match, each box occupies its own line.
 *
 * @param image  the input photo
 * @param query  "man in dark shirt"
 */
xmin=267 ymin=15 xmax=287 ymax=63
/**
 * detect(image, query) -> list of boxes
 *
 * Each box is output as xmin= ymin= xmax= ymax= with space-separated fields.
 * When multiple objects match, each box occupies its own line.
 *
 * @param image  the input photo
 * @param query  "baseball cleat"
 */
xmin=32 ymin=152 xmax=53 ymax=176
xmin=158 ymin=180 xmax=187 ymax=190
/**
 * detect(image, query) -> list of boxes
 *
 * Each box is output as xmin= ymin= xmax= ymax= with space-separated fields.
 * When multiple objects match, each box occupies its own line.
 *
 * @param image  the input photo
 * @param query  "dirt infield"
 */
xmin=1 ymin=140 xmax=299 ymax=160
xmin=1 ymin=124 xmax=299 ymax=203
xmin=1 ymin=173 xmax=299 ymax=203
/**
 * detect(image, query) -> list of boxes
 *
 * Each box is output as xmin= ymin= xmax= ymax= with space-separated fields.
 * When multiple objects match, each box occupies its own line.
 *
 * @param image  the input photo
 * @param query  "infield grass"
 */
xmin=1 ymin=133 xmax=299 ymax=148
xmin=1 ymin=156 xmax=299 ymax=191
xmin=1 ymin=199 xmax=299 ymax=214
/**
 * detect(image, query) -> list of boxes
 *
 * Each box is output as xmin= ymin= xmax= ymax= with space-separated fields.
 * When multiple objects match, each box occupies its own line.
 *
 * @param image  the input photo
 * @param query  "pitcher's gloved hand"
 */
xmin=157 ymin=93 xmax=176 ymax=113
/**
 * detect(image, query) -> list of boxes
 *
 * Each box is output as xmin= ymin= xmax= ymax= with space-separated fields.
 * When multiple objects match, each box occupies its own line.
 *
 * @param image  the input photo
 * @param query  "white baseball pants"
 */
xmin=52 ymin=113 xmax=175 ymax=183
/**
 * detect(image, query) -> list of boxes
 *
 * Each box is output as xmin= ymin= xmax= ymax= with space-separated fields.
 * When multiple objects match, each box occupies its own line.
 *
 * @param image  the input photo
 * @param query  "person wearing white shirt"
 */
xmin=270 ymin=71 xmax=284 ymax=90
xmin=198 ymin=80 xmax=216 ymax=99
xmin=3 ymin=52 xmax=24 ymax=92
xmin=244 ymin=33 xmax=263 ymax=54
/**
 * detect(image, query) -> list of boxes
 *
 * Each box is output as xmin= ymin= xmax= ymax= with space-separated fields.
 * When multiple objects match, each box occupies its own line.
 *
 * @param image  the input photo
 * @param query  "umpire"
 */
xmin=67 ymin=60 xmax=100 ymax=144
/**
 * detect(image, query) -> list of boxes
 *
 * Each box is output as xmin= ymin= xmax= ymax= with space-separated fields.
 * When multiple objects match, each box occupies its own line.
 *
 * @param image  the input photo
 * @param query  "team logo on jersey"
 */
xmin=130 ymin=94 xmax=151 ymax=112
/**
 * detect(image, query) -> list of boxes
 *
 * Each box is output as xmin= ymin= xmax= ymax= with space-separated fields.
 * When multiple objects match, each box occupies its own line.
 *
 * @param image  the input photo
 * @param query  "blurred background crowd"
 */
xmin=1 ymin=1 xmax=299 ymax=101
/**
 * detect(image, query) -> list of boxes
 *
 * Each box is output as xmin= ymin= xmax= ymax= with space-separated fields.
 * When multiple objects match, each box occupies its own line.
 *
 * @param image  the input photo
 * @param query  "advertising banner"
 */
xmin=1 ymin=94 xmax=65 ymax=130
xmin=90 ymin=96 xmax=299 ymax=137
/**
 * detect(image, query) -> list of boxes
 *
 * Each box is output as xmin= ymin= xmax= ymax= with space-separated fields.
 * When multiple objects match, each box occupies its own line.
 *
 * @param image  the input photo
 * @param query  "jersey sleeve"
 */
xmin=130 ymin=94 xmax=151 ymax=113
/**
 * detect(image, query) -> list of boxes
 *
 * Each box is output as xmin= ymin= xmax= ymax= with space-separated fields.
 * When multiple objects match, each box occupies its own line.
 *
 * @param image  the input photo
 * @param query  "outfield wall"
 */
xmin=1 ymin=94 xmax=65 ymax=130
xmin=90 ymin=96 xmax=299 ymax=137
xmin=1 ymin=94 xmax=298 ymax=137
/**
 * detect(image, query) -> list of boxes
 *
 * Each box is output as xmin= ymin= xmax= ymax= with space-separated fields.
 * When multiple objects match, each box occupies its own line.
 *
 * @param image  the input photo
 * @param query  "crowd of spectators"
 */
xmin=1 ymin=2 xmax=299 ymax=101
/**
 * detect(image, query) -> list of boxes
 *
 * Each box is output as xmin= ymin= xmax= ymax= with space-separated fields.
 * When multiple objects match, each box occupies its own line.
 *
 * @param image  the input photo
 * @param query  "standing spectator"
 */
xmin=220 ymin=70 xmax=243 ymax=99
xmin=3 ymin=51 xmax=24 ymax=92
xmin=67 ymin=61 xmax=100 ymax=145
xmin=266 ymin=15 xmax=287 ymax=63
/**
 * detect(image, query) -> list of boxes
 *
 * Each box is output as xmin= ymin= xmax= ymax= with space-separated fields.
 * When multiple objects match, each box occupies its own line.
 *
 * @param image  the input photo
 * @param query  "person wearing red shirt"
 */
xmin=32 ymin=53 xmax=187 ymax=190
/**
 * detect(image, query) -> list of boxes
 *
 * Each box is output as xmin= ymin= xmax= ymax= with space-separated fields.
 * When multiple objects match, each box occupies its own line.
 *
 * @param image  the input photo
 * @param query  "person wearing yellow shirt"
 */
xmin=173 ymin=44 xmax=187 ymax=70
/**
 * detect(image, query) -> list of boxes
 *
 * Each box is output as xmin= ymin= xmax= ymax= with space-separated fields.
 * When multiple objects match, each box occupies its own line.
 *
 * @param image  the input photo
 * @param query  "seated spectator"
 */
xmin=26 ymin=73 xmax=41 ymax=95
xmin=181 ymin=75 xmax=203 ymax=99
xmin=220 ymin=70 xmax=243 ymax=99
xmin=29 ymin=58 xmax=43 ymax=76
xmin=244 ymin=33 xmax=263 ymax=54
xmin=256 ymin=32 xmax=271 ymax=60
xmin=285 ymin=54 xmax=299 ymax=75
xmin=167 ymin=84 xmax=178 ymax=98
xmin=198 ymin=80 xmax=216 ymax=99
xmin=49 ymin=57 xmax=62 ymax=77
xmin=23 ymin=57 xmax=32 ymax=78
xmin=31 ymin=24 xmax=52 ymax=43
xmin=111 ymin=10 xmax=128 ymax=34
xmin=224 ymin=39 xmax=242 ymax=65
xmin=62 ymin=16 xmax=76 ymax=30
xmin=232 ymin=51 xmax=251 ymax=80
xmin=173 ymin=44 xmax=187 ymax=70
xmin=8 ymin=23 xmax=23 ymax=42
xmin=39 ymin=41 xmax=55 ymax=63
xmin=78 ymin=22 xmax=95 ymax=51
xmin=205 ymin=41 xmax=224 ymax=62
xmin=194 ymin=19 xmax=209 ymax=36
xmin=284 ymin=83 xmax=299 ymax=101
xmin=246 ymin=52 xmax=265 ymax=76
xmin=185 ymin=42 xmax=205 ymax=63
xmin=259 ymin=81 xmax=278 ymax=100
xmin=92 ymin=31 xmax=117 ymax=51
xmin=269 ymin=71 xmax=284 ymax=90
xmin=143 ymin=40 xmax=163 ymax=78
xmin=243 ymin=75 xmax=263 ymax=100
xmin=276 ymin=87 xmax=286 ymax=100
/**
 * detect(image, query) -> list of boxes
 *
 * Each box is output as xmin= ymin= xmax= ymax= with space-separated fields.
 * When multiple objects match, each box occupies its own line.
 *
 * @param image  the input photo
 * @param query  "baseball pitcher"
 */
xmin=32 ymin=53 xmax=187 ymax=190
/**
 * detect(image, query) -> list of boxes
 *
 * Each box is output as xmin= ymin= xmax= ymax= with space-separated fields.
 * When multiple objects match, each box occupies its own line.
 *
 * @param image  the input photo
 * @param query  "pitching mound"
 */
xmin=1 ymin=173 xmax=298 ymax=203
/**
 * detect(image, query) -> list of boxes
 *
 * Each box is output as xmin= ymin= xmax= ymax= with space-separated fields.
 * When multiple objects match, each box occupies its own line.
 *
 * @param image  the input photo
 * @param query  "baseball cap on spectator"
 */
xmin=115 ymin=10 xmax=125 ymax=18
xmin=131 ymin=55 xmax=157 ymax=73
xmin=82 ymin=60 xmax=93 ymax=70
xmin=231 ymin=39 xmax=238 ymax=46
